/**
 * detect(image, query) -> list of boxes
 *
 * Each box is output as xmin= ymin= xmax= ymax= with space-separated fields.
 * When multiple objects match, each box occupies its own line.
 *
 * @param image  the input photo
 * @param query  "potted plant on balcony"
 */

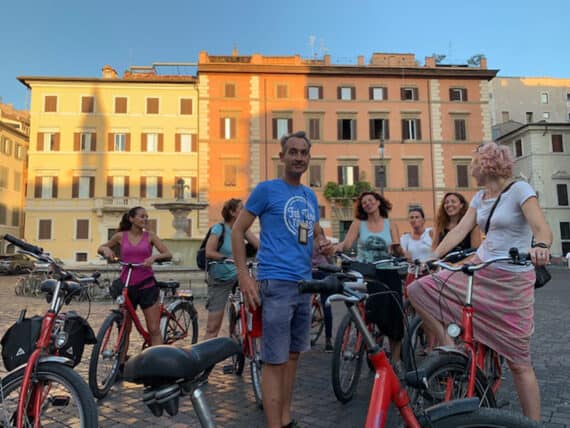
xmin=323 ymin=181 xmax=372 ymax=207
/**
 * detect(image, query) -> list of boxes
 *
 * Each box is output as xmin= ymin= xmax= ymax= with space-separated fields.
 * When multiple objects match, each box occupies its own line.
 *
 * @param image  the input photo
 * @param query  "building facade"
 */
xmin=497 ymin=123 xmax=570 ymax=256
xmin=19 ymin=66 xmax=200 ymax=263
xmin=0 ymin=102 xmax=29 ymax=253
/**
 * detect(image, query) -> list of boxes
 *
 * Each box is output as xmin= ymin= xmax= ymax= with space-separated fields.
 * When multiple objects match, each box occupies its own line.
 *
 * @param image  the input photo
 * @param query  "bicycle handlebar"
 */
xmin=429 ymin=248 xmax=531 ymax=273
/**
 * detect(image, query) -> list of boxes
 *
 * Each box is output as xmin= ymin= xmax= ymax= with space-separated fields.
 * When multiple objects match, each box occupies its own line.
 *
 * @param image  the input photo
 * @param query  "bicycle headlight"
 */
xmin=116 ymin=295 xmax=125 ymax=304
xmin=447 ymin=323 xmax=461 ymax=339
xmin=54 ymin=331 xmax=69 ymax=349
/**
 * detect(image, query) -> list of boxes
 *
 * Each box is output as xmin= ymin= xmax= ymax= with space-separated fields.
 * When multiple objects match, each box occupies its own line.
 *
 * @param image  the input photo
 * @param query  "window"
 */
xmin=370 ymin=87 xmax=388 ymax=101
xmin=114 ymin=97 xmax=127 ymax=113
xmin=309 ymin=164 xmax=322 ymax=188
xmin=552 ymin=134 xmax=563 ymax=152
xmin=402 ymin=119 xmax=422 ymax=140
xmin=75 ymin=253 xmax=88 ymax=262
xmin=308 ymin=118 xmax=321 ymax=140
xmin=81 ymin=96 xmax=94 ymax=113
xmin=2 ymin=138 xmax=12 ymax=155
xmin=526 ymin=112 xmax=533 ymax=123
xmin=374 ymin=164 xmax=387 ymax=189
xmin=0 ymin=204 xmax=7 ymax=225
xmin=39 ymin=132 xmax=59 ymax=152
xmin=140 ymin=176 xmax=163 ymax=199
xmin=406 ymin=163 xmax=420 ymax=188
xmin=338 ymin=86 xmax=355 ymax=100
xmin=307 ymin=86 xmax=323 ymax=100
xmin=76 ymin=219 xmax=89 ymax=239
xmin=12 ymin=208 xmax=20 ymax=227
xmin=224 ymin=165 xmax=237 ymax=187
xmin=38 ymin=219 xmax=52 ymax=240
xmin=15 ymin=144 xmax=25 ymax=160
xmin=337 ymin=119 xmax=357 ymax=140
xmin=13 ymin=171 xmax=21 ymax=192
xmin=557 ymin=183 xmax=568 ymax=206
xmin=337 ymin=165 xmax=358 ymax=185
xmin=456 ymin=164 xmax=469 ymax=188
xmin=34 ymin=176 xmax=58 ymax=199
xmin=180 ymin=98 xmax=193 ymax=115
xmin=561 ymin=222 xmax=570 ymax=255
xmin=369 ymin=119 xmax=390 ymax=140
xmin=224 ymin=83 xmax=236 ymax=98
xmin=514 ymin=139 xmax=523 ymax=157
xmin=176 ymin=134 xmax=196 ymax=152
xmin=319 ymin=205 xmax=326 ymax=219
xmin=0 ymin=167 xmax=7 ymax=188
xmin=501 ymin=111 xmax=510 ymax=122
xmin=543 ymin=112 xmax=550 ymax=120
xmin=114 ymin=133 xmax=127 ymax=151
xmin=272 ymin=118 xmax=292 ymax=139
xmin=176 ymin=176 xmax=197 ymax=199
xmin=454 ymin=119 xmax=467 ymax=141
xmin=146 ymin=98 xmax=159 ymax=114
xmin=401 ymin=87 xmax=418 ymax=101
xmin=75 ymin=132 xmax=96 ymax=152
xmin=143 ymin=133 xmax=160 ymax=152
xmin=540 ymin=92 xmax=549 ymax=104
xmin=221 ymin=117 xmax=236 ymax=140
xmin=276 ymin=85 xmax=288 ymax=99
xmin=106 ymin=176 xmax=129 ymax=197
xmin=72 ymin=176 xmax=94 ymax=199
xmin=449 ymin=88 xmax=468 ymax=102
xmin=44 ymin=96 xmax=57 ymax=112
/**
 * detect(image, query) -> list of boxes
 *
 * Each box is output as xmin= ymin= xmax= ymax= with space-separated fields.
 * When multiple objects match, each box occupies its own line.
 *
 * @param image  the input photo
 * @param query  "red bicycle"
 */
xmin=0 ymin=234 xmax=99 ymax=427
xmin=298 ymin=271 xmax=539 ymax=427
xmin=88 ymin=260 xmax=198 ymax=399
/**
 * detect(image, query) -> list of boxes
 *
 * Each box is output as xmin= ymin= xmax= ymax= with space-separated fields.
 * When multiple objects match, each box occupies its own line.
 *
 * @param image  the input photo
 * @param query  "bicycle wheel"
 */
xmin=310 ymin=296 xmax=325 ymax=346
xmin=402 ymin=315 xmax=429 ymax=372
xmin=160 ymin=300 xmax=198 ymax=344
xmin=250 ymin=337 xmax=263 ymax=409
xmin=228 ymin=304 xmax=245 ymax=376
xmin=88 ymin=311 xmax=125 ymax=399
xmin=331 ymin=312 xmax=365 ymax=403
xmin=421 ymin=407 xmax=539 ymax=427
xmin=0 ymin=361 xmax=98 ymax=427
xmin=413 ymin=352 xmax=496 ymax=409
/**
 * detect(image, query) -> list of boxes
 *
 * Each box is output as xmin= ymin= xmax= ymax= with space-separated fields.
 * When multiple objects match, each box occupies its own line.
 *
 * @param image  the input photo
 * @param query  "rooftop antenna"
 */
xmin=309 ymin=35 xmax=316 ymax=58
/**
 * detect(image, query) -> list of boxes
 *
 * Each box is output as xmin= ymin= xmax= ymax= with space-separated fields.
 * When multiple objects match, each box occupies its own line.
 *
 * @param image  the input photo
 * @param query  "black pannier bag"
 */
xmin=109 ymin=278 xmax=124 ymax=299
xmin=1 ymin=311 xmax=97 ymax=371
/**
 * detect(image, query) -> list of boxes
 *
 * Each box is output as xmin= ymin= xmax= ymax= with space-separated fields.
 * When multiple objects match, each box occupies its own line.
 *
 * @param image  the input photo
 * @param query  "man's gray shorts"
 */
xmin=259 ymin=279 xmax=311 ymax=365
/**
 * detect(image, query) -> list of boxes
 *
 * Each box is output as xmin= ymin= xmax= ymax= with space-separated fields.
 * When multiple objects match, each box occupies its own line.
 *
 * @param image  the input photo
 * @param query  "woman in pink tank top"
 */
xmin=98 ymin=206 xmax=172 ymax=362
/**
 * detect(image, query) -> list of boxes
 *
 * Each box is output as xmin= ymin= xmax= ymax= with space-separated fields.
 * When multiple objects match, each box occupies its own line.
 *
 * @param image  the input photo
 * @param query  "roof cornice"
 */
xmin=18 ymin=76 xmax=198 ymax=89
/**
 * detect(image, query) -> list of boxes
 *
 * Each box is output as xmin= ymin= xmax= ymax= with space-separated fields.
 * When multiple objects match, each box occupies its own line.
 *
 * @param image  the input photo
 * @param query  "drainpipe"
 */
xmin=426 ymin=79 xmax=437 ymax=219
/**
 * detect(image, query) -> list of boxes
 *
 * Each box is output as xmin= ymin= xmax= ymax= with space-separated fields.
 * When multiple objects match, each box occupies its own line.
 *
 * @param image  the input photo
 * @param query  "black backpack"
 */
xmin=196 ymin=223 xmax=225 ymax=270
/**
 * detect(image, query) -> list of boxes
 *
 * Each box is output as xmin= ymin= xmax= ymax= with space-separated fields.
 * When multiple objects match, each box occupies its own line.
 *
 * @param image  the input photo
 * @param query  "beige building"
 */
xmin=19 ymin=66 xmax=200 ymax=263
xmin=0 ymin=103 xmax=29 ymax=253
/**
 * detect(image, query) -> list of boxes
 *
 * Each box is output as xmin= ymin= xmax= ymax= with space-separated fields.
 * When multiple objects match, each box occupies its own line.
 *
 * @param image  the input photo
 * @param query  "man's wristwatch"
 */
xmin=532 ymin=242 xmax=550 ymax=249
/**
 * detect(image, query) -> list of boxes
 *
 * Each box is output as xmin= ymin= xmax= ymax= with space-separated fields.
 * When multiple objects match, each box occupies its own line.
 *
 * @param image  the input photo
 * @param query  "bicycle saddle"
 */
xmin=156 ymin=281 xmax=179 ymax=290
xmin=123 ymin=337 xmax=240 ymax=387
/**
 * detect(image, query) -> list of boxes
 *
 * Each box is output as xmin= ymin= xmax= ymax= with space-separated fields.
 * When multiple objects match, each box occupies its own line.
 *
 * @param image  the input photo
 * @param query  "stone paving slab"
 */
xmin=0 ymin=267 xmax=568 ymax=427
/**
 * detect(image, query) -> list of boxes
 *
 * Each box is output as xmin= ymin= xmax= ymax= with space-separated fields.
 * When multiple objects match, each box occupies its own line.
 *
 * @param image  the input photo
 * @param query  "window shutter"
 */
xmin=74 ymin=133 xmax=80 ymax=151
xmin=351 ymin=87 xmax=355 ymax=100
xmin=353 ymin=166 xmax=359 ymax=183
xmin=140 ymin=176 xmax=147 ymax=198
xmin=52 ymin=177 xmax=58 ymax=198
xmin=287 ymin=118 xmax=293 ymax=133
xmin=53 ymin=133 xmax=60 ymax=151
xmin=462 ymin=89 xmax=468 ymax=102
xmin=76 ymin=220 xmax=89 ymax=239
xmin=351 ymin=119 xmax=357 ymax=140
xmin=157 ymin=177 xmax=163 ymax=198
xmin=34 ymin=177 xmax=42 ymax=198
xmin=175 ymin=134 xmax=181 ymax=152
xmin=318 ymin=86 xmax=323 ymax=99
xmin=337 ymin=87 xmax=341 ymax=99
xmin=220 ymin=118 xmax=224 ymax=138
xmin=305 ymin=86 xmax=309 ymax=99
xmin=413 ymin=88 xmax=418 ymax=100
xmin=89 ymin=177 xmax=95 ymax=197
xmin=384 ymin=87 xmax=389 ymax=100
xmin=369 ymin=87 xmax=374 ymax=100
xmin=337 ymin=166 xmax=343 ymax=184
xmin=416 ymin=119 xmax=422 ymax=140
xmin=191 ymin=134 xmax=197 ymax=152
xmin=272 ymin=118 xmax=277 ymax=139
xmin=72 ymin=177 xmax=79 ymax=198
xmin=230 ymin=118 xmax=236 ymax=138
xmin=141 ymin=133 xmax=147 ymax=152
xmin=124 ymin=176 xmax=130 ymax=197
xmin=400 ymin=88 xmax=406 ymax=100
xmin=191 ymin=177 xmax=197 ymax=198
xmin=384 ymin=120 xmax=390 ymax=140
xmin=91 ymin=133 xmax=97 ymax=151
xmin=408 ymin=165 xmax=419 ymax=187
xmin=158 ymin=133 xmax=163 ymax=152
xmin=37 ymin=133 xmax=44 ymax=151
xmin=108 ymin=133 xmax=114 ymax=151
xmin=402 ymin=120 xmax=408 ymax=140
xmin=126 ymin=133 xmax=131 ymax=151
xmin=106 ymin=177 xmax=113 ymax=196
xmin=337 ymin=119 xmax=342 ymax=140
xmin=449 ymin=88 xmax=455 ymax=101
xmin=552 ymin=134 xmax=563 ymax=152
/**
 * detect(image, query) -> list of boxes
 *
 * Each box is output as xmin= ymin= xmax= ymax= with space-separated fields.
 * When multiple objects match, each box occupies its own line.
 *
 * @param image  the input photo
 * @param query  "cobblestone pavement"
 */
xmin=0 ymin=267 xmax=568 ymax=427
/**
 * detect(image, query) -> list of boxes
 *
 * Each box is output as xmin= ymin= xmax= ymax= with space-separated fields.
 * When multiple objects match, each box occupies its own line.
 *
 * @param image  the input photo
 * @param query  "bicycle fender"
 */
xmin=432 ymin=345 xmax=469 ymax=360
xmin=38 ymin=355 xmax=75 ymax=366
xmin=423 ymin=397 xmax=480 ymax=422
xmin=166 ymin=300 xmax=196 ymax=316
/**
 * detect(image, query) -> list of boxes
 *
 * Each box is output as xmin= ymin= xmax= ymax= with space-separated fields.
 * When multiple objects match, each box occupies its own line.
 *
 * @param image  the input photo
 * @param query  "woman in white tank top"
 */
xmin=400 ymin=206 xmax=433 ymax=263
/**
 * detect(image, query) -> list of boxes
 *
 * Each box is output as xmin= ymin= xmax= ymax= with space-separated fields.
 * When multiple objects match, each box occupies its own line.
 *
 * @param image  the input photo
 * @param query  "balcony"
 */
xmin=94 ymin=198 xmax=140 ymax=215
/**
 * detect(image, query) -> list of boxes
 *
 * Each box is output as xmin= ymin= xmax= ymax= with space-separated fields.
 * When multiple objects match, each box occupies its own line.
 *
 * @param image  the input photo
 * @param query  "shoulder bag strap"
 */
xmin=484 ymin=181 xmax=517 ymax=235
xmin=217 ymin=222 xmax=225 ymax=250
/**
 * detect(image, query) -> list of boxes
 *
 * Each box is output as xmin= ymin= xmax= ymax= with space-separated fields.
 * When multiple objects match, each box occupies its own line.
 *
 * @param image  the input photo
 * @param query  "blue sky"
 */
xmin=1 ymin=0 xmax=568 ymax=110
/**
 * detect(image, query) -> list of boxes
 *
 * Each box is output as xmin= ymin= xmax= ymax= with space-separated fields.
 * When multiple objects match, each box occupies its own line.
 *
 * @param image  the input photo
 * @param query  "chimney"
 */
xmin=102 ymin=65 xmax=118 ymax=79
xmin=425 ymin=56 xmax=436 ymax=68
xmin=479 ymin=56 xmax=487 ymax=69
xmin=324 ymin=54 xmax=331 ymax=65
xmin=232 ymin=46 xmax=239 ymax=57
xmin=357 ymin=55 xmax=364 ymax=66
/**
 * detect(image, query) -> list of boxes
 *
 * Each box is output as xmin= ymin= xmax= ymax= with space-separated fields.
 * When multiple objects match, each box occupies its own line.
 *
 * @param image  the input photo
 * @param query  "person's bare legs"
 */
xmin=281 ymin=352 xmax=300 ymax=426
xmin=409 ymin=296 xmax=453 ymax=347
xmin=508 ymin=361 xmax=541 ymax=421
xmin=203 ymin=310 xmax=224 ymax=340
xmin=142 ymin=302 xmax=163 ymax=346
xmin=262 ymin=362 xmax=285 ymax=428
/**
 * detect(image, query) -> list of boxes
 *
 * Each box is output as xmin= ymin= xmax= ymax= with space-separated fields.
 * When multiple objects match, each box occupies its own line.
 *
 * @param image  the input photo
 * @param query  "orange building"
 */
xmin=198 ymin=51 xmax=497 ymax=238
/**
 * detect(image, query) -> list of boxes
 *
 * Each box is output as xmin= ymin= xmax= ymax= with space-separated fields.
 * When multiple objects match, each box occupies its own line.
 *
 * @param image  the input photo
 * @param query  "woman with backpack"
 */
xmin=203 ymin=198 xmax=259 ymax=340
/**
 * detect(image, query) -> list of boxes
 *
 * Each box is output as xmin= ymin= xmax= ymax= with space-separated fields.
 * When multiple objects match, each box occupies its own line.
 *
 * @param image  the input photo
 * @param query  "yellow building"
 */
xmin=0 ymin=103 xmax=29 ymax=253
xmin=19 ymin=65 xmax=201 ymax=263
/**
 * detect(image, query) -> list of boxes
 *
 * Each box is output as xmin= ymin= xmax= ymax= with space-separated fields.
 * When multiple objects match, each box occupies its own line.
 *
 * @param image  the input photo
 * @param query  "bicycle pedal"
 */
xmin=496 ymin=399 xmax=510 ymax=408
xmin=222 ymin=365 xmax=234 ymax=374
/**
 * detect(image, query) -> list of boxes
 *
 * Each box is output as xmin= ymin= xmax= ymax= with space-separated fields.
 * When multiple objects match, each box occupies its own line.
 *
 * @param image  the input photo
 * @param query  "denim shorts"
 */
xmin=259 ymin=279 xmax=311 ymax=365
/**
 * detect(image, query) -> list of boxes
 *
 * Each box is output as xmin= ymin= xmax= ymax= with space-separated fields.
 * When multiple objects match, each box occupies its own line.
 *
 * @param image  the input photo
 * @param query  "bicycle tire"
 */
xmin=250 ymin=337 xmax=263 ymax=409
xmin=160 ymin=300 xmax=198 ymax=344
xmin=0 ymin=361 xmax=98 ymax=427
xmin=413 ymin=352 xmax=496 ymax=409
xmin=88 ymin=311 xmax=125 ymax=399
xmin=421 ymin=407 xmax=539 ymax=427
xmin=331 ymin=312 xmax=365 ymax=403
xmin=228 ymin=303 xmax=245 ymax=376
xmin=402 ymin=315 xmax=428 ymax=372
xmin=310 ymin=296 xmax=325 ymax=346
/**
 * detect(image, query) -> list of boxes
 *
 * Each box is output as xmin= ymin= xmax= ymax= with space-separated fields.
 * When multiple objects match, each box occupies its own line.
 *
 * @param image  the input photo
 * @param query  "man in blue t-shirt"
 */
xmin=232 ymin=131 xmax=333 ymax=428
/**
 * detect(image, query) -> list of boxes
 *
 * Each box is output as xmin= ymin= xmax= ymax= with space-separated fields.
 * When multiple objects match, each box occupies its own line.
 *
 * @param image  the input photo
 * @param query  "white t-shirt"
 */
xmin=401 ymin=228 xmax=433 ymax=263
xmin=470 ymin=181 xmax=536 ymax=272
